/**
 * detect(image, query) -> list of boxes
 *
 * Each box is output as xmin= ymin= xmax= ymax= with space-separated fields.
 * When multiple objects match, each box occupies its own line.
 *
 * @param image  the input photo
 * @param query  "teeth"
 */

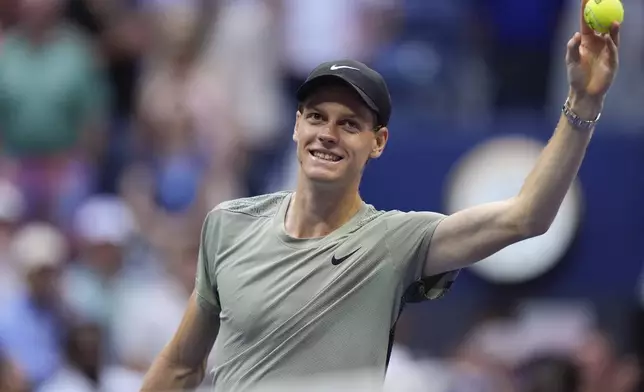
xmin=312 ymin=151 xmax=341 ymax=162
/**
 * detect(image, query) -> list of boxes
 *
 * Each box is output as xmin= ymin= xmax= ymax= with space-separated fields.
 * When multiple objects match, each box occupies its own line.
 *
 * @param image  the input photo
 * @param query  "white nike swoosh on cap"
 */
xmin=330 ymin=65 xmax=360 ymax=71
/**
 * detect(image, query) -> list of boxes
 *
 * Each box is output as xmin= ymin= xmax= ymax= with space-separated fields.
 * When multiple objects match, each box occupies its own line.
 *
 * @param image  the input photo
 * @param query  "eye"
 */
xmin=341 ymin=120 xmax=361 ymax=132
xmin=306 ymin=112 xmax=323 ymax=122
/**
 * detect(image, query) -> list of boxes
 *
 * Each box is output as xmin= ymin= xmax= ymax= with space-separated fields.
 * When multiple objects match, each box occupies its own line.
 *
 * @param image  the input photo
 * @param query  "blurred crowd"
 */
xmin=0 ymin=0 xmax=642 ymax=391
xmin=386 ymin=301 xmax=642 ymax=392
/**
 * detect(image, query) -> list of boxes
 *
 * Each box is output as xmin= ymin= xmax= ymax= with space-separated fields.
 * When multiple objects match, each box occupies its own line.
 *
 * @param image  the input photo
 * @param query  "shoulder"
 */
xmin=211 ymin=191 xmax=291 ymax=219
xmin=200 ymin=191 xmax=290 ymax=237
xmin=370 ymin=208 xmax=446 ymax=229
xmin=345 ymin=206 xmax=445 ymax=244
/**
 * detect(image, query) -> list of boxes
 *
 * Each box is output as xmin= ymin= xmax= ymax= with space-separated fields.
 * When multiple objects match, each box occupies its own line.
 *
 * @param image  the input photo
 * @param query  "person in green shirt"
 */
xmin=0 ymin=0 xmax=109 ymax=224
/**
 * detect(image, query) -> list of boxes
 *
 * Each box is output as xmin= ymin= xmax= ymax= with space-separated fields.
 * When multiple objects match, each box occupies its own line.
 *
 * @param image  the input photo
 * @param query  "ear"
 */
xmin=369 ymin=127 xmax=389 ymax=159
xmin=293 ymin=111 xmax=302 ymax=142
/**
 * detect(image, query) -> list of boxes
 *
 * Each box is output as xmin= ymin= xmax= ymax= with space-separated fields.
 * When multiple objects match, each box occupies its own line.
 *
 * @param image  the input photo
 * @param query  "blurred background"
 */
xmin=0 ymin=0 xmax=642 ymax=391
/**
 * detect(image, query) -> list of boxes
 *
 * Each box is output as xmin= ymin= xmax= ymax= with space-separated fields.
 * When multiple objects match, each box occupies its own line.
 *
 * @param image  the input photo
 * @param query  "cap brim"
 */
xmin=296 ymin=75 xmax=379 ymax=115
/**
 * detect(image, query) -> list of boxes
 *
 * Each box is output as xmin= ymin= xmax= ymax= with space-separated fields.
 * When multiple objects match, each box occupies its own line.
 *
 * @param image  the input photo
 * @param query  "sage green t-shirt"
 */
xmin=196 ymin=191 xmax=459 ymax=391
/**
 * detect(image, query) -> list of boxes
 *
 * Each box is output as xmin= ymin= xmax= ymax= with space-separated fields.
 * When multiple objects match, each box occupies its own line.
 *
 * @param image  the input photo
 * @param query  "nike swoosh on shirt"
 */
xmin=331 ymin=248 xmax=361 ymax=265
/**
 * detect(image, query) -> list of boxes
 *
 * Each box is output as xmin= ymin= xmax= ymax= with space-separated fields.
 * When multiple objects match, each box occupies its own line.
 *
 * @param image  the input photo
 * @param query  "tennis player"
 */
xmin=141 ymin=3 xmax=620 ymax=390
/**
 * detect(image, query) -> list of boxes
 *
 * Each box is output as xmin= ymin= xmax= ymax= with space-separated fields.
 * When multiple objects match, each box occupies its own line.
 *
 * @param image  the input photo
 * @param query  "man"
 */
xmin=141 ymin=1 xmax=621 ymax=390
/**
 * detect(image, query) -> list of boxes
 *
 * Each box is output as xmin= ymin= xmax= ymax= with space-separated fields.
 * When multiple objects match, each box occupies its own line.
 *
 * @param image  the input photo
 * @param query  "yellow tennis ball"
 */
xmin=584 ymin=0 xmax=624 ymax=34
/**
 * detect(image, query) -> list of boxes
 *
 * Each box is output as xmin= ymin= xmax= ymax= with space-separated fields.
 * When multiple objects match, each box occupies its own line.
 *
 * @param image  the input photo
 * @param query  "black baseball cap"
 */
xmin=296 ymin=60 xmax=392 ymax=127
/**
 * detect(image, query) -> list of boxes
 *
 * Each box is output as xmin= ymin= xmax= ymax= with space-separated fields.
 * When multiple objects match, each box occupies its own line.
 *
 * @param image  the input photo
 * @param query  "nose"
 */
xmin=317 ymin=126 xmax=339 ymax=145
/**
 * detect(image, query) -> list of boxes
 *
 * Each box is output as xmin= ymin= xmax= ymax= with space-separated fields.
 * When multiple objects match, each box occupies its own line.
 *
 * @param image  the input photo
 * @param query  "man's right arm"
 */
xmin=140 ymin=291 xmax=219 ymax=391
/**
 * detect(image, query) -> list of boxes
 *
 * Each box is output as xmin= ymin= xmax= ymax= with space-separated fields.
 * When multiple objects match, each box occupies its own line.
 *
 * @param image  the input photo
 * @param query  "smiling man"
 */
xmin=140 ymin=2 xmax=621 ymax=390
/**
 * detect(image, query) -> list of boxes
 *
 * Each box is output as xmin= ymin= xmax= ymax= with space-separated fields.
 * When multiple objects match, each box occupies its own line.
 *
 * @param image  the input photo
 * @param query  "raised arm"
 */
xmin=423 ymin=0 xmax=620 ymax=276
xmin=140 ymin=291 xmax=219 ymax=391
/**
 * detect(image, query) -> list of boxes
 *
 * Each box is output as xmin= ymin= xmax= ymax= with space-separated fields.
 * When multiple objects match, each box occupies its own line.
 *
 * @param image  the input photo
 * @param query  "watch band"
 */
xmin=562 ymin=98 xmax=601 ymax=131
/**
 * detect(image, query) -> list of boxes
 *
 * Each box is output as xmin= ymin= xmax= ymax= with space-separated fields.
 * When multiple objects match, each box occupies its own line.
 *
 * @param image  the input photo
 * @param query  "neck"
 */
xmin=285 ymin=175 xmax=363 ymax=239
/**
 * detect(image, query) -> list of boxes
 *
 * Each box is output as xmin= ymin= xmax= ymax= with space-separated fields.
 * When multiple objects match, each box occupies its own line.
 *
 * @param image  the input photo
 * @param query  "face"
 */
xmin=294 ymin=84 xmax=388 ymax=186
xmin=83 ymin=242 xmax=123 ymax=277
xmin=26 ymin=266 xmax=60 ymax=304
xmin=154 ymin=6 xmax=199 ymax=57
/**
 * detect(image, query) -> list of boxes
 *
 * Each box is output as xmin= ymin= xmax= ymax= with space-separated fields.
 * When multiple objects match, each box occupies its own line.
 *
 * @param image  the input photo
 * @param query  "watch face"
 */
xmin=444 ymin=136 xmax=583 ymax=284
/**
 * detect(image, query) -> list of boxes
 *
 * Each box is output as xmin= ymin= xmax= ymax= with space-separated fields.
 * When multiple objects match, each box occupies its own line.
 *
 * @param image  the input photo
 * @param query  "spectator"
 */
xmin=135 ymin=2 xmax=243 ymax=217
xmin=0 ymin=223 xmax=69 ymax=388
xmin=38 ymin=322 xmax=103 ymax=392
xmin=38 ymin=321 xmax=143 ymax=392
xmin=62 ymin=196 xmax=137 ymax=332
xmin=111 ymin=233 xmax=204 ymax=377
xmin=66 ymin=0 xmax=146 ymax=123
xmin=65 ymin=0 xmax=149 ymax=193
xmin=0 ymin=0 xmax=109 ymax=226
xmin=208 ymin=0 xmax=286 ymax=196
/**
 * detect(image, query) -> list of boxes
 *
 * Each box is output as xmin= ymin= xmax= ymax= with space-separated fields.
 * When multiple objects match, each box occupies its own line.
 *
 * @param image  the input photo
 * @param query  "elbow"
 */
xmin=516 ymin=213 xmax=553 ymax=239
xmin=510 ymin=199 xmax=553 ymax=239
xmin=521 ymin=221 xmax=551 ymax=238
xmin=141 ymin=352 xmax=206 ymax=391
xmin=166 ymin=353 xmax=206 ymax=380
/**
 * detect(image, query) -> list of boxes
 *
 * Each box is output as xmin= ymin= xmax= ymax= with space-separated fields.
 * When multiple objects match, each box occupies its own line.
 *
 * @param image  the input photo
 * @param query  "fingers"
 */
xmin=606 ymin=26 xmax=619 ymax=66
xmin=599 ymin=22 xmax=620 ymax=67
xmin=567 ymin=32 xmax=582 ymax=64
xmin=609 ymin=22 xmax=621 ymax=47
xmin=580 ymin=0 xmax=592 ymax=34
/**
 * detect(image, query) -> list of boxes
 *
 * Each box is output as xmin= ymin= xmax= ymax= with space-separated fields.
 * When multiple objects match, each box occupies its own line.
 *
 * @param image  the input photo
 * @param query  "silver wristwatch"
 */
xmin=562 ymin=98 xmax=601 ymax=131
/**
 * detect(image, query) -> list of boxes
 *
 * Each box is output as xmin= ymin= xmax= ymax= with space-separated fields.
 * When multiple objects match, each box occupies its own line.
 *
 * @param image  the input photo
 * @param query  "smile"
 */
xmin=310 ymin=150 xmax=343 ymax=162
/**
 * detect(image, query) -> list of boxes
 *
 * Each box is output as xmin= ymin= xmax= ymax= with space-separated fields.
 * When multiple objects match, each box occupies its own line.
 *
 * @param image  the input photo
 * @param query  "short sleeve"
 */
xmin=384 ymin=211 xmax=459 ymax=301
xmin=195 ymin=211 xmax=221 ymax=313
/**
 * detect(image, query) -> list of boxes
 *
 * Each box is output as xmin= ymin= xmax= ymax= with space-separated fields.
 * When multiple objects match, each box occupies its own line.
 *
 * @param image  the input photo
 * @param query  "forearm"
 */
xmin=140 ymin=293 xmax=219 ymax=392
xmin=515 ymin=93 xmax=602 ymax=234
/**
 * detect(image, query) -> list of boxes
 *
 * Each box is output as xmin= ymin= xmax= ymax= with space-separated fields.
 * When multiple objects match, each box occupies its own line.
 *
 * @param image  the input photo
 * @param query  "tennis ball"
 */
xmin=584 ymin=0 xmax=624 ymax=34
